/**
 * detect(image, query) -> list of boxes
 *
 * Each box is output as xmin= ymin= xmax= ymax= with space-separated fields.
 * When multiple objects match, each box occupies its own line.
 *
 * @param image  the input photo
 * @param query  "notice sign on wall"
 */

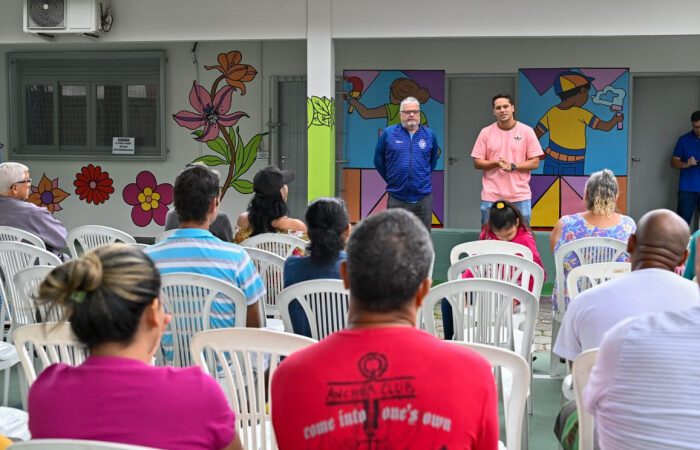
xmin=112 ymin=137 xmax=135 ymax=155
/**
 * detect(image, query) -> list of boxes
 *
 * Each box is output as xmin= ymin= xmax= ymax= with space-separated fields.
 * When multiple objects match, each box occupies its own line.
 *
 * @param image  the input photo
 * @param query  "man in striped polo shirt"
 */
xmin=146 ymin=165 xmax=265 ymax=361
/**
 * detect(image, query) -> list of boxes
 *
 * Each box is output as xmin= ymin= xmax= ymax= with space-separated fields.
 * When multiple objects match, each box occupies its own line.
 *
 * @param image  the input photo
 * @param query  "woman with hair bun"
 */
xmin=549 ymin=169 xmax=636 ymax=312
xmin=28 ymin=244 xmax=242 ymax=450
xmin=283 ymin=198 xmax=351 ymax=337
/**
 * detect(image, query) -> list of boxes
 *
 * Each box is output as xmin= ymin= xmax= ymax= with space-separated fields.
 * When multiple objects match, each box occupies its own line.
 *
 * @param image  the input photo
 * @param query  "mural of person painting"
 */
xmin=535 ymin=71 xmax=624 ymax=175
xmin=347 ymin=77 xmax=430 ymax=127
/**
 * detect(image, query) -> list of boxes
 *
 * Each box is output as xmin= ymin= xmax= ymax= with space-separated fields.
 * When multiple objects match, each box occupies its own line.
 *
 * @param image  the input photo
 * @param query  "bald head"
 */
xmin=629 ymin=209 xmax=689 ymax=270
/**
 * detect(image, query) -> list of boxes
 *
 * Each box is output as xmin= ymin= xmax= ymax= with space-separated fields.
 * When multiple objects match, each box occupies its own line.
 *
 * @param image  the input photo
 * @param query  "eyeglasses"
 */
xmin=12 ymin=178 xmax=31 ymax=187
xmin=400 ymin=110 xmax=420 ymax=116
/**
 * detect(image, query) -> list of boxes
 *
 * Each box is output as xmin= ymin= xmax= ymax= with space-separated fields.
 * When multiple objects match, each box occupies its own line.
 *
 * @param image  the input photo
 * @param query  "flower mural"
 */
xmin=74 ymin=164 xmax=115 ymax=205
xmin=27 ymin=174 xmax=70 ymax=214
xmin=173 ymin=50 xmax=267 ymax=198
xmin=204 ymin=51 xmax=257 ymax=94
xmin=122 ymin=171 xmax=173 ymax=227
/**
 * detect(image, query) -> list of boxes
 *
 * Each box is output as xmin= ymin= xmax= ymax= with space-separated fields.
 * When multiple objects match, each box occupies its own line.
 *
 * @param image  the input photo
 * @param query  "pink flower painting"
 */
xmin=173 ymin=82 xmax=247 ymax=142
xmin=122 ymin=171 xmax=173 ymax=227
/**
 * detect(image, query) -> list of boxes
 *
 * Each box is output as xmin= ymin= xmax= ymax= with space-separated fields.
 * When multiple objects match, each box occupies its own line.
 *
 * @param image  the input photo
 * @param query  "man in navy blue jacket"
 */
xmin=373 ymin=96 xmax=440 ymax=231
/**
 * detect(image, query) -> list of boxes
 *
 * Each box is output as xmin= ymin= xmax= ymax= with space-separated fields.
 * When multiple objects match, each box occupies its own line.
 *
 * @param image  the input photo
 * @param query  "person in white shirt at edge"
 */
xmin=553 ymin=209 xmax=700 ymax=449
xmin=584 ymin=229 xmax=700 ymax=450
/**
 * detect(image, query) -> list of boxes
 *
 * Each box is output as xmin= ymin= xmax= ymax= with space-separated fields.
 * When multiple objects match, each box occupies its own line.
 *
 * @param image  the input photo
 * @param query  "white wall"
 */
xmin=0 ymin=40 xmax=306 ymax=237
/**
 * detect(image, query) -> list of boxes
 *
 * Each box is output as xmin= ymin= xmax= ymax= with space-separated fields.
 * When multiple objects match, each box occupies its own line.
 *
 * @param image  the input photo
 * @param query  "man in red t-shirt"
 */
xmin=272 ymin=209 xmax=498 ymax=449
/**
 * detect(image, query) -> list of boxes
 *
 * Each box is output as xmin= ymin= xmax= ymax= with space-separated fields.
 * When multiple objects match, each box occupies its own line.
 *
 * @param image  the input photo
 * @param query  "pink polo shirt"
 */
xmin=29 ymin=355 xmax=235 ymax=450
xmin=471 ymin=122 xmax=543 ymax=202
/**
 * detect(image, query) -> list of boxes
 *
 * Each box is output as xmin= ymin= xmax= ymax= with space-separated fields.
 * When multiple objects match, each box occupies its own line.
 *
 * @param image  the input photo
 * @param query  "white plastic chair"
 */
xmin=551 ymin=237 xmax=628 ymax=375
xmin=447 ymin=253 xmax=545 ymax=299
xmin=451 ymin=342 xmax=529 ymax=450
xmin=278 ymin=279 xmax=350 ymax=340
xmin=243 ymin=247 xmax=286 ymax=319
xmin=573 ymin=348 xmax=599 ymax=450
xmin=450 ymin=240 xmax=533 ymax=265
xmin=12 ymin=322 xmax=88 ymax=388
xmin=9 ymin=266 xmax=58 ymax=336
xmin=0 ymin=226 xmax=46 ymax=249
xmin=0 ymin=242 xmax=61 ymax=340
xmin=9 ymin=439 xmax=159 ymax=449
xmin=240 ymin=233 xmax=308 ymax=259
xmin=66 ymin=225 xmax=136 ymax=259
xmin=155 ymin=229 xmax=177 ymax=243
xmin=128 ymin=243 xmax=150 ymax=250
xmin=191 ymin=328 xmax=316 ymax=450
xmin=160 ymin=273 xmax=247 ymax=367
xmin=566 ymin=262 xmax=631 ymax=300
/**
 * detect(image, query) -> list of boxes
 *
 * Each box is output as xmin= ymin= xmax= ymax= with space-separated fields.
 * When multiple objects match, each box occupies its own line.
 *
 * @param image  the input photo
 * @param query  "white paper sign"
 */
xmin=256 ymin=151 xmax=269 ymax=160
xmin=112 ymin=137 xmax=135 ymax=155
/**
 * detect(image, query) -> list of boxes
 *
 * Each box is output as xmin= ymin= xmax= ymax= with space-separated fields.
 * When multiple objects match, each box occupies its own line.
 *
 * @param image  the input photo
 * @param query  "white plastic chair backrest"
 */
xmin=10 ymin=266 xmax=61 ymax=337
xmin=278 ymin=279 xmax=350 ymax=340
xmin=421 ymin=279 xmax=538 ymax=361
xmin=240 ymin=233 xmax=308 ymax=259
xmin=160 ymin=272 xmax=247 ymax=367
xmin=67 ymin=225 xmax=136 ymax=259
xmin=554 ymin=237 xmax=629 ymax=316
xmin=573 ymin=348 xmax=599 ymax=450
xmin=243 ymin=247 xmax=286 ymax=319
xmin=447 ymin=253 xmax=545 ymax=299
xmin=566 ymin=262 xmax=631 ymax=300
xmin=0 ymin=226 xmax=46 ymax=249
xmin=0 ymin=242 xmax=61 ymax=340
xmin=450 ymin=240 xmax=533 ymax=265
xmin=9 ymin=439 xmax=159 ymax=449
xmin=451 ymin=342 xmax=529 ymax=450
xmin=155 ymin=229 xmax=177 ymax=243
xmin=12 ymin=322 xmax=87 ymax=387
xmin=191 ymin=328 xmax=316 ymax=450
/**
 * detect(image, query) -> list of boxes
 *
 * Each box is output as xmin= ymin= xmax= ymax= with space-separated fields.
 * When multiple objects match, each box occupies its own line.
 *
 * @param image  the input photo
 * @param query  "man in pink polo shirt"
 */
xmin=471 ymin=94 xmax=544 ymax=224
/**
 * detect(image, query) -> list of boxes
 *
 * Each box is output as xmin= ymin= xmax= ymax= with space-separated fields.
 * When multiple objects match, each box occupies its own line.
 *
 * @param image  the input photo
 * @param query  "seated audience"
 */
xmin=443 ymin=199 xmax=546 ymax=339
xmin=272 ymin=209 xmax=498 ymax=449
xmin=28 ymin=244 xmax=242 ymax=450
xmin=146 ymin=166 xmax=264 ymax=361
xmin=234 ymin=165 xmax=307 ymax=243
xmin=0 ymin=162 xmax=67 ymax=256
xmin=283 ymin=197 xmax=351 ymax=336
xmin=550 ymin=169 xmax=636 ymax=313
xmin=553 ymin=209 xmax=699 ymax=449
xmin=584 ymin=250 xmax=700 ymax=449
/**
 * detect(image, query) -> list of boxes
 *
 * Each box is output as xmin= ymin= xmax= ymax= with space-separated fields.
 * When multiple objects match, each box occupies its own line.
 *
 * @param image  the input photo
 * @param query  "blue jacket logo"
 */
xmin=418 ymin=138 xmax=427 ymax=149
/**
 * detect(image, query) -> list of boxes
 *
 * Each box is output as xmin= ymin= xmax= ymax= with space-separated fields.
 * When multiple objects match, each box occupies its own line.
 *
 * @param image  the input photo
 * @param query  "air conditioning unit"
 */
xmin=23 ymin=0 xmax=99 ymax=34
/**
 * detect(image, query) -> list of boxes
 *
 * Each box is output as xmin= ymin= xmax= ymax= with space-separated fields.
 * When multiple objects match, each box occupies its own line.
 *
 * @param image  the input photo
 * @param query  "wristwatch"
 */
xmin=511 ymin=163 xmax=517 ymax=171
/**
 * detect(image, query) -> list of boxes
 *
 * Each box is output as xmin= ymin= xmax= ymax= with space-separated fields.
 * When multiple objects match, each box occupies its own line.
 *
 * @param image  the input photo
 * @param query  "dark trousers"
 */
xmin=441 ymin=299 xmax=454 ymax=340
xmin=387 ymin=192 xmax=433 ymax=231
xmin=677 ymin=190 xmax=700 ymax=226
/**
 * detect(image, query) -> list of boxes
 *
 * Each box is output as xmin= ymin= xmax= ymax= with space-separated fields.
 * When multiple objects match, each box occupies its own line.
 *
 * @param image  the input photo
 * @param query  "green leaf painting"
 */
xmin=308 ymin=96 xmax=335 ymax=128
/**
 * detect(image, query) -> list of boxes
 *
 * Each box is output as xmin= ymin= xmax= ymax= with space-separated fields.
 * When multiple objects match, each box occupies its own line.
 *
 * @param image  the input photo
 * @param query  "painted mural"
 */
xmin=122 ymin=171 xmax=173 ymax=227
xmin=342 ymin=70 xmax=445 ymax=226
xmin=74 ymin=164 xmax=114 ymax=205
xmin=518 ymin=68 xmax=629 ymax=228
xmin=27 ymin=174 xmax=70 ymax=214
xmin=173 ymin=51 xmax=266 ymax=198
xmin=307 ymin=95 xmax=336 ymax=200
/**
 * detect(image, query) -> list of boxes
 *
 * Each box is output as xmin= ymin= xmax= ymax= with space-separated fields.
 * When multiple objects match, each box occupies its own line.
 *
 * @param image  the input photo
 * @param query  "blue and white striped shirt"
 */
xmin=145 ymin=228 xmax=265 ymax=362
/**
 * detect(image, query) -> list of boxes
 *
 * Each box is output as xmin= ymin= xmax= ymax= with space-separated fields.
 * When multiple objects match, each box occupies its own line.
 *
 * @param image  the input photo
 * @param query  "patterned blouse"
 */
xmin=552 ymin=213 xmax=636 ymax=312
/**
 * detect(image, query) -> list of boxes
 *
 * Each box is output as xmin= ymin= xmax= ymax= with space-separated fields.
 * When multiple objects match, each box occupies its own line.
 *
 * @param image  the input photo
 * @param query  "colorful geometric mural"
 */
xmin=74 ymin=164 xmax=114 ymax=205
xmin=519 ymin=68 xmax=629 ymax=227
xmin=122 ymin=171 xmax=173 ymax=227
xmin=28 ymin=174 xmax=69 ymax=214
xmin=342 ymin=70 xmax=445 ymax=226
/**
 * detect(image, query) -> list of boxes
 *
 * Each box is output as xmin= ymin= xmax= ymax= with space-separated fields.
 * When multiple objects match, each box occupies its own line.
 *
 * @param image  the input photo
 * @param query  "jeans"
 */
xmin=288 ymin=299 xmax=312 ymax=338
xmin=387 ymin=192 xmax=433 ymax=231
xmin=677 ymin=190 xmax=700 ymax=226
xmin=543 ymin=155 xmax=585 ymax=176
xmin=480 ymin=199 xmax=531 ymax=226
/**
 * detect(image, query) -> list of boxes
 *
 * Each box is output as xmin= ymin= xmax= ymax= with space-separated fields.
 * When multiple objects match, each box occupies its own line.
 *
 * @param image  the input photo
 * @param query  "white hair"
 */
xmin=0 ymin=162 xmax=29 ymax=195
xmin=400 ymin=96 xmax=420 ymax=110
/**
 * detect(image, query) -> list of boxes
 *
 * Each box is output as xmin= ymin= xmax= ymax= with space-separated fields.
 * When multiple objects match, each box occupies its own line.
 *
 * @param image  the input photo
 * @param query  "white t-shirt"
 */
xmin=584 ymin=306 xmax=700 ymax=450
xmin=553 ymin=268 xmax=700 ymax=361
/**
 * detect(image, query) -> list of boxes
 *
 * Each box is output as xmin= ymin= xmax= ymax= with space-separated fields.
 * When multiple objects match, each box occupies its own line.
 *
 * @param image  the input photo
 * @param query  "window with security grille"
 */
xmin=8 ymin=51 xmax=165 ymax=160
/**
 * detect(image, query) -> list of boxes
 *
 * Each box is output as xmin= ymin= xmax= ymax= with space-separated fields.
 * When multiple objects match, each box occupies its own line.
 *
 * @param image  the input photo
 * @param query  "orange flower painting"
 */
xmin=27 ymin=174 xmax=70 ymax=214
